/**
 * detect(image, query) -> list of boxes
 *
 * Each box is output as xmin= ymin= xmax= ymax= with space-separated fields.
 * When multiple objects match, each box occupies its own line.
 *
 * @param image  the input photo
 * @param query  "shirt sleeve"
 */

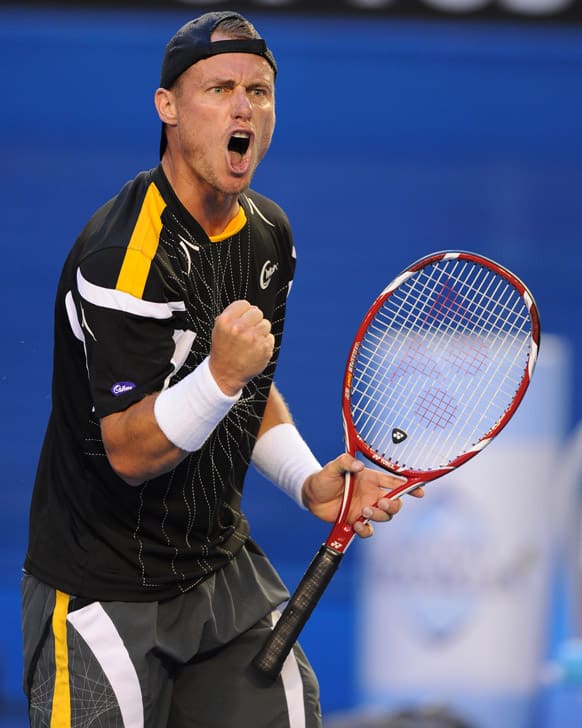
xmin=73 ymin=246 xmax=190 ymax=418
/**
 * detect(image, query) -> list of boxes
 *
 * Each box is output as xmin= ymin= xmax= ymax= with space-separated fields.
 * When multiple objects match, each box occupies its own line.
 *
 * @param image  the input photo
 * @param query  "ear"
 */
xmin=154 ymin=88 xmax=177 ymax=126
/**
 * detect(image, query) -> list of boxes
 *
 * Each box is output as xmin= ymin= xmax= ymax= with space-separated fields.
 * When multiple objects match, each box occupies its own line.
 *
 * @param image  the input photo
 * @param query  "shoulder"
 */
xmin=240 ymin=190 xmax=292 ymax=241
xmin=64 ymin=168 xmax=168 ymax=295
xmin=79 ymin=169 xmax=161 ymax=258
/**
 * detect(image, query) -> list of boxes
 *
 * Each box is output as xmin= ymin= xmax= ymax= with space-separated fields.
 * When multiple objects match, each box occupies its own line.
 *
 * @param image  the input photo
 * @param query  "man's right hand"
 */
xmin=209 ymin=300 xmax=274 ymax=396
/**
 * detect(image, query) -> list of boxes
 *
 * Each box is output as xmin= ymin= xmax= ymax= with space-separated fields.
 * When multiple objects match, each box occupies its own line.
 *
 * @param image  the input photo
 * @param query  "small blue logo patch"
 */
xmin=111 ymin=381 xmax=136 ymax=397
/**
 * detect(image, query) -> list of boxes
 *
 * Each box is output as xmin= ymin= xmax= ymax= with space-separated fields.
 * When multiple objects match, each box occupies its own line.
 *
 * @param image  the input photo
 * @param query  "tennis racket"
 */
xmin=252 ymin=249 xmax=540 ymax=680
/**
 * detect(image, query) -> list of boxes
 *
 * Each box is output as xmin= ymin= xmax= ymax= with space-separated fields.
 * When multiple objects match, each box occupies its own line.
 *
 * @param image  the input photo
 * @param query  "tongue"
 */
xmin=228 ymin=150 xmax=250 ymax=174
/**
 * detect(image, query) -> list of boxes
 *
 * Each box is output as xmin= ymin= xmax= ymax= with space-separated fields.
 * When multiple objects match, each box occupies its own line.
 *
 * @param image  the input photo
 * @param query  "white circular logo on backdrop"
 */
xmin=367 ymin=484 xmax=540 ymax=642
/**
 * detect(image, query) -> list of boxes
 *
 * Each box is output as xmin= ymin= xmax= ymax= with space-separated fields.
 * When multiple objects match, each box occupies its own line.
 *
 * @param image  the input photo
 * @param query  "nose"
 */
xmin=232 ymin=87 xmax=252 ymax=119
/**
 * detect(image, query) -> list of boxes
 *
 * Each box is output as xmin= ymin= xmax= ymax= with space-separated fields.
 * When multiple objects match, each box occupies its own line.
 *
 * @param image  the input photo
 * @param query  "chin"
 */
xmin=222 ymin=177 xmax=252 ymax=195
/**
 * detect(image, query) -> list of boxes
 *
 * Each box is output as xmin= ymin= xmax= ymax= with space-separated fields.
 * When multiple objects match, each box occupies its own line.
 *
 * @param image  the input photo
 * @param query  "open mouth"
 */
xmin=228 ymin=132 xmax=251 ymax=156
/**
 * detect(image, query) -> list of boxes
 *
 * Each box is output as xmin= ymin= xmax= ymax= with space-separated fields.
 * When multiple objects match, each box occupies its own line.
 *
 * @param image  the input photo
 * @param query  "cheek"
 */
xmin=177 ymin=100 xmax=215 ymax=136
xmin=179 ymin=112 xmax=220 ymax=154
xmin=258 ymin=113 xmax=276 ymax=150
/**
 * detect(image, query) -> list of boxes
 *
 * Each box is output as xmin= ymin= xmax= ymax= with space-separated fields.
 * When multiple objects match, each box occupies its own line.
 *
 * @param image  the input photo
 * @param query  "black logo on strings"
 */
xmin=392 ymin=428 xmax=407 ymax=444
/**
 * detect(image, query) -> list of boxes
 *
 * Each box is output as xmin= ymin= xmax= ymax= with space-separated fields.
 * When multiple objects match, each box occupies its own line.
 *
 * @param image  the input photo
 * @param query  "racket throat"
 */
xmin=327 ymin=471 xmax=356 ymax=553
xmin=327 ymin=522 xmax=355 ymax=553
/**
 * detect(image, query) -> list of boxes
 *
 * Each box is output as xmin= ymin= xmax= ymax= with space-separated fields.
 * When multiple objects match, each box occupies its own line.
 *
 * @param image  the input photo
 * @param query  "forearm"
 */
xmin=103 ymin=381 xmax=305 ymax=488
xmin=252 ymin=384 xmax=321 ymax=507
xmin=256 ymin=382 xmax=293 ymax=437
xmin=101 ymin=357 xmax=241 ymax=485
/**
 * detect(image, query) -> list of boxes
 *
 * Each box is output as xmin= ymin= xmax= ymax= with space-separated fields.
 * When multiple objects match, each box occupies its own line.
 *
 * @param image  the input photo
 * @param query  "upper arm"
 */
xmin=100 ymin=391 xmax=187 ymax=485
xmin=74 ymin=248 xmax=184 ymax=419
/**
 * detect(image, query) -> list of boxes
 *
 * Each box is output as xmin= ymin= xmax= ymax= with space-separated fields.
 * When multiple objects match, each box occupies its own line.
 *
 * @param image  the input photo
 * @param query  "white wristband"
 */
xmin=153 ymin=356 xmax=241 ymax=452
xmin=251 ymin=423 xmax=321 ymax=509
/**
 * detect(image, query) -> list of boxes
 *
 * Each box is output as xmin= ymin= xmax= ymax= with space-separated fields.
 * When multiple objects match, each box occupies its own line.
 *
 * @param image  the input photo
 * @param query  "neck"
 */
xmin=161 ymin=156 xmax=240 ymax=238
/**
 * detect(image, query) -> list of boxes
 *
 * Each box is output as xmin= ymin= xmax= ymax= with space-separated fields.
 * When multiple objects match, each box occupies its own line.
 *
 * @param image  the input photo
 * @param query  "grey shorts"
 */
xmin=22 ymin=547 xmax=322 ymax=728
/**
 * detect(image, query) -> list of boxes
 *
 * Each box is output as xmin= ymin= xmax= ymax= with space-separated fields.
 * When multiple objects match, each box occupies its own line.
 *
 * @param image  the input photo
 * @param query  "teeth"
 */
xmin=232 ymin=132 xmax=250 ymax=138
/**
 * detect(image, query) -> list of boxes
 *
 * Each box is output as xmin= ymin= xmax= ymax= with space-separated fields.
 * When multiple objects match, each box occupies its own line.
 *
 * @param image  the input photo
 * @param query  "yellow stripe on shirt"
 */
xmin=50 ymin=590 xmax=71 ymax=728
xmin=209 ymin=205 xmax=247 ymax=242
xmin=116 ymin=182 xmax=166 ymax=298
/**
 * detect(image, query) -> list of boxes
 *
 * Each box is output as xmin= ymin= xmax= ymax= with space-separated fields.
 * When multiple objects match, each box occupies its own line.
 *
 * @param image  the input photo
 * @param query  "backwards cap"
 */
xmin=159 ymin=11 xmax=278 ymax=156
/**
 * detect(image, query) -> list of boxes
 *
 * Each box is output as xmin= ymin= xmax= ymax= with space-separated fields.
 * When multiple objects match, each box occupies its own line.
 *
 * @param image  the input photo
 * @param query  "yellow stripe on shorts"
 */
xmin=50 ymin=590 xmax=71 ymax=728
xmin=116 ymin=182 xmax=166 ymax=298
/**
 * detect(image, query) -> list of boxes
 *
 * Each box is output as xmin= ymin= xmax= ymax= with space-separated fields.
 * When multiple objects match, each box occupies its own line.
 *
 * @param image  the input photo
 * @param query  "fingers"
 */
xmin=353 ymin=520 xmax=374 ymax=539
xmin=221 ymin=301 xmax=272 ymax=338
xmin=229 ymin=301 xmax=268 ymax=328
xmin=363 ymin=497 xmax=401 ymax=523
xmin=409 ymin=485 xmax=425 ymax=498
xmin=210 ymin=301 xmax=274 ymax=394
xmin=335 ymin=454 xmax=407 ymax=539
xmin=353 ymin=500 xmax=397 ymax=540
xmin=232 ymin=304 xmax=274 ymax=348
xmin=353 ymin=499 xmax=399 ymax=539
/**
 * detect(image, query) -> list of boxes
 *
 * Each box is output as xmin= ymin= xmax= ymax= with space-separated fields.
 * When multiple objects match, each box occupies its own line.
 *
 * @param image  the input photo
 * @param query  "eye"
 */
xmin=208 ymin=83 xmax=233 ymax=95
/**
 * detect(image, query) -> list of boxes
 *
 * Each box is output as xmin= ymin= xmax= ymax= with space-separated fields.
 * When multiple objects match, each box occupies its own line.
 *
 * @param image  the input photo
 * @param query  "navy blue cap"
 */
xmin=159 ymin=12 xmax=277 ymax=157
xmin=160 ymin=12 xmax=277 ymax=89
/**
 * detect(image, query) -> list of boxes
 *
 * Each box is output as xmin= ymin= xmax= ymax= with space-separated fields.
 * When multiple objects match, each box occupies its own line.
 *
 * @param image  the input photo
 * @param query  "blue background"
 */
xmin=1 ymin=5 xmax=581 ymax=725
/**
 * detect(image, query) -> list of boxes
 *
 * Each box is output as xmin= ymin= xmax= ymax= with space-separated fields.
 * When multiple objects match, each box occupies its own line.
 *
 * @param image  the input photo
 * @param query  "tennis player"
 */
xmin=21 ymin=12 xmax=421 ymax=727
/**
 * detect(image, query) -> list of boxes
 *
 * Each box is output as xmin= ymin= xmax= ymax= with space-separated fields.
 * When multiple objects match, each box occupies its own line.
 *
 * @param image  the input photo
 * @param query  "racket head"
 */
xmin=342 ymin=250 xmax=540 ymax=490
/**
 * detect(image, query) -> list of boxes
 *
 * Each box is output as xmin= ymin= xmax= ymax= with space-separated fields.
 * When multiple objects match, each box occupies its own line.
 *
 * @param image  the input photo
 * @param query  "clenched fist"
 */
xmin=209 ymin=300 xmax=275 ymax=396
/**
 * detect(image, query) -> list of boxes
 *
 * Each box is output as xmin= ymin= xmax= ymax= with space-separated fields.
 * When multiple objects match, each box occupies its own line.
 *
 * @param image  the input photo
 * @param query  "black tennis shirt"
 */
xmin=25 ymin=166 xmax=295 ymax=601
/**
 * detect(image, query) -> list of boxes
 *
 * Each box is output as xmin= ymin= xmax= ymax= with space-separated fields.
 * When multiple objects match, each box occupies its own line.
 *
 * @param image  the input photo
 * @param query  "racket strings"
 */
xmin=350 ymin=258 xmax=534 ymax=471
xmin=355 ymin=299 xmax=529 ymax=464
xmin=356 ymin=312 xmax=529 ymax=463
xmin=356 ymin=277 xmax=526 ymax=425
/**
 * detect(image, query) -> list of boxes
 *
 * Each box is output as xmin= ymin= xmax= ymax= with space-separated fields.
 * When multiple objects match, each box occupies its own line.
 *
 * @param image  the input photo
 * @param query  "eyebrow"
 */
xmin=204 ymin=75 xmax=272 ymax=85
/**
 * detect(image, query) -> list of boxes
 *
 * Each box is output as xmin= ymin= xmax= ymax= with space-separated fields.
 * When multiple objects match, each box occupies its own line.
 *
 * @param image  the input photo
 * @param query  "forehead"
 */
xmin=185 ymin=47 xmax=275 ymax=86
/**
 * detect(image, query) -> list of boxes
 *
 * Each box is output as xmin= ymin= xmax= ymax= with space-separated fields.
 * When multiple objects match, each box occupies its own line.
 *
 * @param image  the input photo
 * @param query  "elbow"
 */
xmin=117 ymin=472 xmax=145 ymax=488
xmin=105 ymin=449 xmax=146 ymax=487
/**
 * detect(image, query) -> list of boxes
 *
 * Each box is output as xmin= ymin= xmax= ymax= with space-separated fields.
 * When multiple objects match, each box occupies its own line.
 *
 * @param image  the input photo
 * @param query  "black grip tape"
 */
xmin=252 ymin=544 xmax=343 ymax=680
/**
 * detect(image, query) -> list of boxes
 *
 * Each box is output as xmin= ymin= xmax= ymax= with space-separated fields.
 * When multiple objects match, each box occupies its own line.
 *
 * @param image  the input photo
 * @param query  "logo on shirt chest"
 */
xmin=259 ymin=260 xmax=279 ymax=290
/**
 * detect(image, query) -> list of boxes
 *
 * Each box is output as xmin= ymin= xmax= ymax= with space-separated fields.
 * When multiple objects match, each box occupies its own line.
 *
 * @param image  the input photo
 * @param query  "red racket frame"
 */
xmin=328 ymin=250 xmax=540 ymax=553
xmin=252 ymin=250 xmax=540 ymax=680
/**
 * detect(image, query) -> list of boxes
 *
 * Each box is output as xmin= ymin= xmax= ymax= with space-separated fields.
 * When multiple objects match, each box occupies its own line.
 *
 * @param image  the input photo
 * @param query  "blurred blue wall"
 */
xmin=1 ymin=6 xmax=581 ymax=723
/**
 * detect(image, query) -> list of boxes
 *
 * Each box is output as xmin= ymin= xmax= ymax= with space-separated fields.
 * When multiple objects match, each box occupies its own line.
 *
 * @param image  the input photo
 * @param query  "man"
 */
xmin=22 ymin=12 xmax=422 ymax=727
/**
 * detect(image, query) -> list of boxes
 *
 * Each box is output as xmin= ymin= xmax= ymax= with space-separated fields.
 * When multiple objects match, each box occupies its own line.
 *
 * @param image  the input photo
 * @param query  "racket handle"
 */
xmin=252 ymin=544 xmax=343 ymax=681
